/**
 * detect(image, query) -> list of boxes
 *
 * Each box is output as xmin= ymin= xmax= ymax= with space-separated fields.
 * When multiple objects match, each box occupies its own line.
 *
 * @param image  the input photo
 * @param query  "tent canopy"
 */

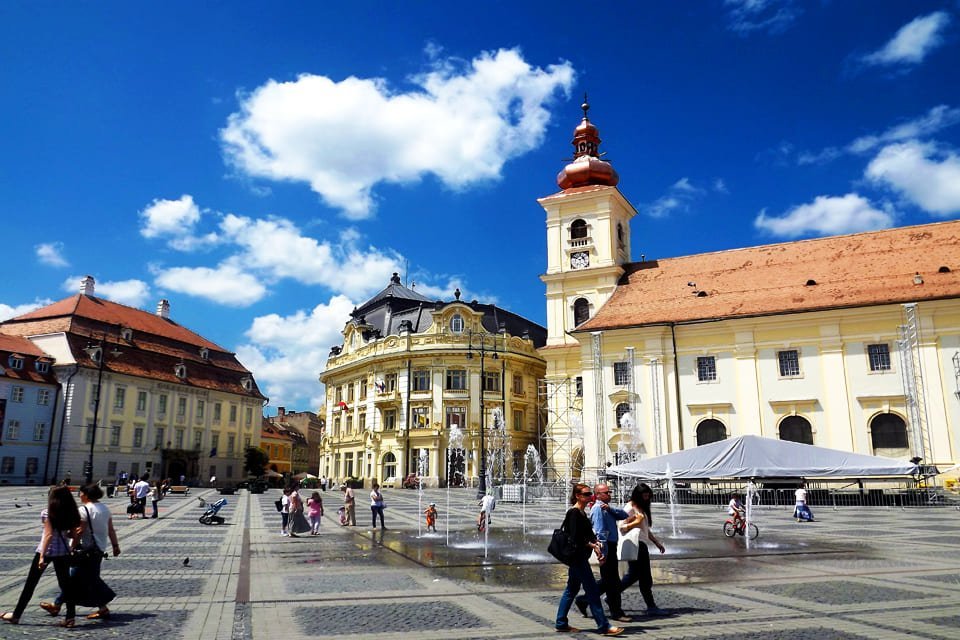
xmin=263 ymin=469 xmax=283 ymax=478
xmin=607 ymin=435 xmax=918 ymax=480
xmin=293 ymin=472 xmax=318 ymax=480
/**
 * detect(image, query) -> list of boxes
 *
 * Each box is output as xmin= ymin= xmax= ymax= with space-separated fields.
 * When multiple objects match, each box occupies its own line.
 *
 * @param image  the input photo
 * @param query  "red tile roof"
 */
xmin=577 ymin=219 xmax=960 ymax=332
xmin=0 ymin=335 xmax=59 ymax=385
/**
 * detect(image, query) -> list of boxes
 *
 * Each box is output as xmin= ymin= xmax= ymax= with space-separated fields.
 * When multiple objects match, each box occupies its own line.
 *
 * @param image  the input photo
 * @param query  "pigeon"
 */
xmin=14 ymin=503 xmax=21 ymax=508
xmin=26 ymin=501 xmax=31 ymax=507
xmin=183 ymin=557 xmax=190 ymax=567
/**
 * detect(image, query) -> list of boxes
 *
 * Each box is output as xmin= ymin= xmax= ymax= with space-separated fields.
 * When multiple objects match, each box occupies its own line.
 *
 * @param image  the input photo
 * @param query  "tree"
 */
xmin=244 ymin=447 xmax=269 ymax=477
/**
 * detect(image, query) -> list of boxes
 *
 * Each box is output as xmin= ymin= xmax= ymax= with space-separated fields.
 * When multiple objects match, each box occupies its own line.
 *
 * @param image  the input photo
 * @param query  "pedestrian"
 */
xmin=425 ymin=502 xmax=438 ymax=532
xmin=794 ymin=482 xmax=815 ymax=522
xmin=43 ymin=486 xmax=81 ymax=627
xmin=279 ymin=487 xmax=291 ymax=536
xmin=1 ymin=488 xmax=73 ymax=625
xmin=307 ymin=492 xmax=324 ymax=535
xmin=319 ymin=475 xmax=327 ymax=491
xmin=574 ymin=483 xmax=631 ymax=623
xmin=342 ymin=483 xmax=356 ymax=526
xmin=370 ymin=482 xmax=386 ymax=530
xmin=74 ymin=483 xmax=119 ymax=620
xmin=618 ymin=483 xmax=668 ymax=616
xmin=477 ymin=493 xmax=496 ymax=532
xmin=149 ymin=479 xmax=162 ymax=519
xmin=287 ymin=485 xmax=311 ymax=537
xmin=554 ymin=483 xmax=624 ymax=636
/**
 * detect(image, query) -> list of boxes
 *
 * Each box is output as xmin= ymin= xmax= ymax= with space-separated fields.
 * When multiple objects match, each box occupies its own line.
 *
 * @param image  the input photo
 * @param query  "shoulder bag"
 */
xmin=547 ymin=517 xmax=579 ymax=566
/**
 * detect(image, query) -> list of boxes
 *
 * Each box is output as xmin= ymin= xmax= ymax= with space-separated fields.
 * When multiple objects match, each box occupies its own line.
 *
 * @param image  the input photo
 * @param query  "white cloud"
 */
xmin=644 ymin=177 xmax=707 ymax=217
xmin=724 ymin=0 xmax=800 ymax=35
xmin=61 ymin=276 xmax=151 ymax=308
xmin=754 ymin=193 xmax=894 ymax=237
xmin=0 ymin=299 xmax=54 ymax=322
xmin=153 ymin=263 xmax=267 ymax=307
xmin=798 ymin=105 xmax=960 ymax=165
xmin=862 ymin=11 xmax=951 ymax=66
xmin=35 ymin=242 xmax=69 ymax=267
xmin=139 ymin=195 xmax=219 ymax=251
xmin=221 ymin=47 xmax=574 ymax=218
xmin=235 ymin=295 xmax=357 ymax=408
xmin=713 ymin=178 xmax=729 ymax=194
xmin=865 ymin=141 xmax=960 ymax=215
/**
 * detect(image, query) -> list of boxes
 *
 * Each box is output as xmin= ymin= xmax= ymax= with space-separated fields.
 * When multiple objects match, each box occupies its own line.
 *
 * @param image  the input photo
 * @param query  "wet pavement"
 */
xmin=0 ymin=485 xmax=958 ymax=639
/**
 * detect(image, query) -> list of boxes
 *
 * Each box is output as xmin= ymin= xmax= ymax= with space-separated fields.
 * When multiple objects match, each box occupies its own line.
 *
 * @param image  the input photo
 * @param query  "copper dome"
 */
xmin=556 ymin=97 xmax=619 ymax=190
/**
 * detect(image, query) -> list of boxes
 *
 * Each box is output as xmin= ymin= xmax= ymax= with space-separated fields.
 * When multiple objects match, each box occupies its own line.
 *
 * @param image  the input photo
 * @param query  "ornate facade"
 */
xmin=319 ymin=274 xmax=546 ymax=488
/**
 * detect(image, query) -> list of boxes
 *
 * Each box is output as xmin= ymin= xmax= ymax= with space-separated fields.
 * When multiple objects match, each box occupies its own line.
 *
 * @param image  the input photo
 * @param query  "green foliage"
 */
xmin=244 ymin=447 xmax=270 ymax=477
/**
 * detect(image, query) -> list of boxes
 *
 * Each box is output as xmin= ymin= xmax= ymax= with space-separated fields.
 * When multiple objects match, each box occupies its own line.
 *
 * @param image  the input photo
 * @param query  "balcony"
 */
xmin=443 ymin=388 xmax=469 ymax=399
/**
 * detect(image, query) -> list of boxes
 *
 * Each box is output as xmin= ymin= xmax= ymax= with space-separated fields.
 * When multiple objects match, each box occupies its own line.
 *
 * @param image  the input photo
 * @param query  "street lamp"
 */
xmin=466 ymin=329 xmax=502 ymax=497
xmin=83 ymin=337 xmax=122 ymax=485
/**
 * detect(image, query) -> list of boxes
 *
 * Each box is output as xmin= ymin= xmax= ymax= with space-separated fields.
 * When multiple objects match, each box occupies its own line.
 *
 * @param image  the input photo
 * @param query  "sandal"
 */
xmin=58 ymin=618 xmax=76 ymax=628
xmin=39 ymin=601 xmax=61 ymax=616
xmin=1 ymin=612 xmax=20 ymax=624
xmin=86 ymin=608 xmax=110 ymax=620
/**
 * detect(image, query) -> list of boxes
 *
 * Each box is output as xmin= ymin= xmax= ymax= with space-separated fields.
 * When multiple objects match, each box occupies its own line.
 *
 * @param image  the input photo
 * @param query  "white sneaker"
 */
xmin=281 ymin=531 xmax=289 ymax=536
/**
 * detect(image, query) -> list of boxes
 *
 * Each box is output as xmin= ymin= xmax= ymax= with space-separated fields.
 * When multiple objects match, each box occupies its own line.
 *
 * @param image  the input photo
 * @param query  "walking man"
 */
xmin=575 ymin=483 xmax=631 ymax=623
xmin=341 ymin=483 xmax=356 ymax=526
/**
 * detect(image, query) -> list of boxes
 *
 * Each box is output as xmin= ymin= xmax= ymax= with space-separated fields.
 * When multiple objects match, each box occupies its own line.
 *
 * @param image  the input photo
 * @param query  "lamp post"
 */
xmin=83 ymin=337 xmax=121 ymax=485
xmin=466 ymin=330 xmax=501 ymax=498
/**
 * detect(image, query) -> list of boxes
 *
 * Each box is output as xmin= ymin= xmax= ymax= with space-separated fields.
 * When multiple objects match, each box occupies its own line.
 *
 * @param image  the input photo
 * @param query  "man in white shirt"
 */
xmin=133 ymin=474 xmax=151 ymax=517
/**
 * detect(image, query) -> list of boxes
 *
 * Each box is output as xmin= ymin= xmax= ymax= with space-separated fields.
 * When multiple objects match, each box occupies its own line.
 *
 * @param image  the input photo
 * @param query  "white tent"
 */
xmin=607 ymin=435 xmax=918 ymax=480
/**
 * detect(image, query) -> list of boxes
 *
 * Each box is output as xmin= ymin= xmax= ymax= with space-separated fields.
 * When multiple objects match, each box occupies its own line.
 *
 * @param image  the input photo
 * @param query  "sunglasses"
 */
xmin=578 ymin=492 xmax=593 ymax=497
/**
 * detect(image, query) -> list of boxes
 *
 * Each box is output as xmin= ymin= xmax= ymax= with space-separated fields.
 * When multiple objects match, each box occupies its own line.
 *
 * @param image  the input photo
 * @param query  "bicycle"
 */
xmin=723 ymin=514 xmax=758 ymax=540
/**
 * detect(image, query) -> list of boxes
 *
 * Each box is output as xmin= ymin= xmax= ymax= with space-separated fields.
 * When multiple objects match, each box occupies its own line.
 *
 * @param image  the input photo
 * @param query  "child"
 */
xmin=425 ymin=502 xmax=438 ymax=532
xmin=728 ymin=493 xmax=745 ymax=526
xmin=307 ymin=491 xmax=324 ymax=535
xmin=337 ymin=505 xmax=347 ymax=526
xmin=477 ymin=493 xmax=496 ymax=532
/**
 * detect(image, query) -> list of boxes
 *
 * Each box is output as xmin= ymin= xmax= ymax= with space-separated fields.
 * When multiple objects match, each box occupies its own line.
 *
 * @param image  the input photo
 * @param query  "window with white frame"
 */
xmin=194 ymin=430 xmax=203 ymax=449
xmin=412 ymin=370 xmax=431 ymax=391
xmin=483 ymin=371 xmax=500 ymax=392
xmin=512 ymin=373 xmax=523 ymax=394
xmin=777 ymin=350 xmax=801 ymax=377
xmin=213 ymin=403 xmax=222 ymax=422
xmin=175 ymin=428 xmax=185 ymax=448
xmin=445 ymin=405 xmax=466 ymax=429
xmin=613 ymin=361 xmax=631 ymax=385
xmin=449 ymin=314 xmax=464 ymax=334
xmin=513 ymin=409 xmax=524 ymax=431
xmin=37 ymin=389 xmax=51 ymax=405
xmin=614 ymin=403 xmax=631 ymax=428
xmin=35 ymin=361 xmax=49 ymax=374
xmin=412 ymin=406 xmax=430 ymax=428
xmin=358 ymin=413 xmax=366 ymax=432
xmin=229 ymin=404 xmax=237 ymax=424
xmin=177 ymin=397 xmax=187 ymax=417
xmin=359 ymin=379 xmax=367 ymax=399
xmin=345 ymin=415 xmax=353 ymax=433
xmin=6 ymin=420 xmax=20 ymax=440
xmin=383 ymin=409 xmax=396 ymax=431
xmin=245 ymin=407 xmax=253 ymax=427
xmin=227 ymin=434 xmax=236 ymax=454
xmin=136 ymin=391 xmax=147 ymax=413
xmin=696 ymin=356 xmax=717 ymax=382
xmin=211 ymin=432 xmax=220 ymax=452
xmin=8 ymin=355 xmax=23 ymax=370
xmin=867 ymin=343 xmax=891 ymax=372
xmin=110 ymin=424 xmax=122 ymax=446
xmin=114 ymin=387 xmax=126 ymax=410
xmin=133 ymin=427 xmax=144 ymax=448
xmin=197 ymin=400 xmax=205 ymax=420
xmin=12 ymin=386 xmax=24 ymax=403
xmin=158 ymin=394 xmax=167 ymax=415
xmin=33 ymin=422 xmax=46 ymax=441
xmin=155 ymin=427 xmax=165 ymax=449
xmin=384 ymin=373 xmax=397 ymax=392
xmin=446 ymin=369 xmax=468 ymax=390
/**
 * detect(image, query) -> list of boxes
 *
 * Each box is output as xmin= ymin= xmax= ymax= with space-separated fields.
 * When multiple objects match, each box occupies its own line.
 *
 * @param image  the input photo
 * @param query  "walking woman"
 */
xmin=555 ymin=483 xmax=624 ymax=636
xmin=75 ymin=484 xmax=119 ymax=620
xmin=370 ymin=482 xmax=386 ymax=530
xmin=619 ymin=483 xmax=668 ymax=616
xmin=1 ymin=487 xmax=76 ymax=625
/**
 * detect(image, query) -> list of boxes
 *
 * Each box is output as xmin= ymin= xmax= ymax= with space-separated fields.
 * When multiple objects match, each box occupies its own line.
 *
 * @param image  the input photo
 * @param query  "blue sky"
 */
xmin=2 ymin=1 xmax=959 ymax=410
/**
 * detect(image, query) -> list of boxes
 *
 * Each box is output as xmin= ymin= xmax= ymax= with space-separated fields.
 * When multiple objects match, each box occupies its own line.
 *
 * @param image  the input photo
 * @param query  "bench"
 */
xmin=168 ymin=485 xmax=190 ymax=494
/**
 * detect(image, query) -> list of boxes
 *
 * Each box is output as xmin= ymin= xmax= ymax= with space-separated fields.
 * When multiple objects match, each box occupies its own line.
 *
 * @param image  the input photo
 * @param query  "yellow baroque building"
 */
xmin=540 ymin=102 xmax=960 ymax=483
xmin=319 ymin=274 xmax=546 ymax=488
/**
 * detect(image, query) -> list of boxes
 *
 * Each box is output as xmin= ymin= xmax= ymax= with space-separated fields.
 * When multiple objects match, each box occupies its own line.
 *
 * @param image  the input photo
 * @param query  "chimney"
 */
xmin=278 ymin=406 xmax=286 ymax=419
xmin=80 ymin=275 xmax=95 ymax=296
xmin=156 ymin=299 xmax=170 ymax=319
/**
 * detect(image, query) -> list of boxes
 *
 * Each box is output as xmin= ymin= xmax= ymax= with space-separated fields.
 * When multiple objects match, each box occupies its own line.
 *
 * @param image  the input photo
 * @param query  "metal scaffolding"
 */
xmin=897 ymin=303 xmax=933 ymax=464
xmin=536 ymin=377 xmax=584 ymax=485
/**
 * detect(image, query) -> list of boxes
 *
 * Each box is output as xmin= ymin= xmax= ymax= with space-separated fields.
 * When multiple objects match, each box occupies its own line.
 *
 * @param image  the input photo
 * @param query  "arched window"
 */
xmin=574 ymin=298 xmax=590 ymax=326
xmin=449 ymin=314 xmax=464 ymax=334
xmin=570 ymin=219 xmax=588 ymax=240
xmin=381 ymin=452 xmax=397 ymax=481
xmin=696 ymin=419 xmax=726 ymax=445
xmin=615 ymin=403 xmax=631 ymax=428
xmin=616 ymin=222 xmax=624 ymax=247
xmin=871 ymin=413 xmax=908 ymax=450
xmin=779 ymin=416 xmax=813 ymax=444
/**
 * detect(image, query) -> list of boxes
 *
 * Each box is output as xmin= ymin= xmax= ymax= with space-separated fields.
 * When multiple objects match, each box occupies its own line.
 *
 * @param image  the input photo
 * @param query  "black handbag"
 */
xmin=547 ymin=523 xmax=579 ymax=566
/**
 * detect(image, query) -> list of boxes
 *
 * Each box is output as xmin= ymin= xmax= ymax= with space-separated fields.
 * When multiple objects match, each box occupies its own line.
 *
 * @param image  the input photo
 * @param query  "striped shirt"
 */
xmin=35 ymin=508 xmax=71 ymax=557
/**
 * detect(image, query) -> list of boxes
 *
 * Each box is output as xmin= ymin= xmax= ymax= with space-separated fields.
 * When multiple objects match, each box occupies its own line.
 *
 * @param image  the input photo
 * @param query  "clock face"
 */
xmin=571 ymin=251 xmax=590 ymax=269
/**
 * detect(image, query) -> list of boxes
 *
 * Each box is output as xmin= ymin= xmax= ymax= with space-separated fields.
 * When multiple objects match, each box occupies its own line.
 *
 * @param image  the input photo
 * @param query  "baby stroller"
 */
xmin=199 ymin=498 xmax=228 ymax=525
xmin=337 ymin=506 xmax=347 ymax=526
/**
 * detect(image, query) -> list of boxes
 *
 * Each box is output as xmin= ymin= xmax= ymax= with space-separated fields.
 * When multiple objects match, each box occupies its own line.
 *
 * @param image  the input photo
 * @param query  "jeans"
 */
xmin=50 ymin=557 xmax=76 ymax=620
xmin=371 ymin=505 xmax=385 ymax=528
xmin=281 ymin=512 xmax=289 ymax=532
xmin=308 ymin=514 xmax=322 ymax=534
xmin=151 ymin=499 xmax=159 ymax=518
xmin=556 ymin=558 xmax=610 ymax=631
xmin=620 ymin=544 xmax=657 ymax=608
xmin=576 ymin=544 xmax=624 ymax=617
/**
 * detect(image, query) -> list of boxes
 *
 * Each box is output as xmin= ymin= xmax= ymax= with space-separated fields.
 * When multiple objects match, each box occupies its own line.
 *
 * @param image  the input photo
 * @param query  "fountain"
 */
xmin=665 ymin=464 xmax=682 ymax=537
xmin=745 ymin=478 xmax=758 ymax=550
xmin=522 ymin=444 xmax=545 ymax=535
xmin=416 ymin=449 xmax=428 ymax=538
xmin=616 ymin=411 xmax=642 ymax=504
xmin=445 ymin=424 xmax=465 ymax=546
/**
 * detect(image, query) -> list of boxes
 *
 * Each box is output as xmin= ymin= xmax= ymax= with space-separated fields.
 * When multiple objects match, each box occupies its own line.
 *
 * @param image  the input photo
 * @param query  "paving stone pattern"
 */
xmin=0 ymin=610 xmax=192 ymax=639
xmin=751 ymin=580 xmax=937 ymax=605
xmin=287 ymin=572 xmax=420 ymax=594
xmin=295 ymin=601 xmax=489 ymax=635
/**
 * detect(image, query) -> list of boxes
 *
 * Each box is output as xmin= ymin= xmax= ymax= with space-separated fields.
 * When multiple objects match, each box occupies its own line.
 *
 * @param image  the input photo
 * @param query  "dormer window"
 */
xmin=199 ymin=347 xmax=209 ymax=361
xmin=449 ymin=314 xmax=464 ymax=334
xmin=241 ymin=377 xmax=253 ymax=392
xmin=35 ymin=361 xmax=50 ymax=374
xmin=120 ymin=327 xmax=133 ymax=341
xmin=174 ymin=363 xmax=187 ymax=380
xmin=8 ymin=355 xmax=24 ymax=370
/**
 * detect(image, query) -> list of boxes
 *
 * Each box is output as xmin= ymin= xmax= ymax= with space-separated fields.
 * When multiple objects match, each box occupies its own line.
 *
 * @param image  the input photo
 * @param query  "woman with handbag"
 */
xmin=618 ymin=483 xmax=668 ymax=616
xmin=287 ymin=485 xmax=311 ymax=537
xmin=75 ymin=484 xmax=120 ymax=620
xmin=1 ymin=487 xmax=77 ymax=625
xmin=554 ymin=483 xmax=624 ymax=636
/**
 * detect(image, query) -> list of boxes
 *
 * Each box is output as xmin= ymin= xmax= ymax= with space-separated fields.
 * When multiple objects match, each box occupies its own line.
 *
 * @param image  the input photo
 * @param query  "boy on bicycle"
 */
xmin=728 ymin=493 xmax=745 ymax=527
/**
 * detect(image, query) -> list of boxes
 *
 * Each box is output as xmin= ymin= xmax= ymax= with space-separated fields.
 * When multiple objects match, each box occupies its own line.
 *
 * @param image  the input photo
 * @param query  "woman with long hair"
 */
xmin=1 ymin=487 xmax=77 ymax=625
xmin=554 ymin=483 xmax=624 ymax=636
xmin=74 ymin=483 xmax=119 ymax=620
xmin=619 ymin=483 xmax=668 ymax=616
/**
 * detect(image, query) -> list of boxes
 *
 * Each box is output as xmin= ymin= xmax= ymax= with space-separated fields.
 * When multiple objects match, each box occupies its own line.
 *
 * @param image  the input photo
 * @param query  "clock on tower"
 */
xmin=570 ymin=251 xmax=590 ymax=269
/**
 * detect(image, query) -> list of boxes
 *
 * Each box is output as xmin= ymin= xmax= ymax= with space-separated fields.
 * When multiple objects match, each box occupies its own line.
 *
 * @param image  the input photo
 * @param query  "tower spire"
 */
xmin=556 ymin=95 xmax=619 ymax=189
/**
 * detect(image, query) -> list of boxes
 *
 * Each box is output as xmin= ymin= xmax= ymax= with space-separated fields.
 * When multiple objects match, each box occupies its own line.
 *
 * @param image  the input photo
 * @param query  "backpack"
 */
xmin=274 ymin=499 xmax=283 ymax=512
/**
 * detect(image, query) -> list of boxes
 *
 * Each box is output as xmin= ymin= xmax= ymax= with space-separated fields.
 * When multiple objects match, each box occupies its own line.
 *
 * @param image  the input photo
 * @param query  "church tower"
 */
xmin=539 ymin=98 xmax=636 ymax=347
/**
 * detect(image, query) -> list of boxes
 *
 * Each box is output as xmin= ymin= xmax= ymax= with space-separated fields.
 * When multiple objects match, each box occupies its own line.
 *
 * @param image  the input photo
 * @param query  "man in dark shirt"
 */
xmin=575 ymin=483 xmax=631 ymax=622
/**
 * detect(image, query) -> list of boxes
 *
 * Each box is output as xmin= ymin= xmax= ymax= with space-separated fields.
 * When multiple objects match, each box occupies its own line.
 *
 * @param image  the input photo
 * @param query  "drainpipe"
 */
xmin=670 ymin=324 xmax=684 ymax=450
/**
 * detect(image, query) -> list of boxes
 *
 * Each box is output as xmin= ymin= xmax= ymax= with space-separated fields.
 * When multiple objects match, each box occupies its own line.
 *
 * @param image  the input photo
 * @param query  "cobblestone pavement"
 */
xmin=0 ymin=485 xmax=958 ymax=639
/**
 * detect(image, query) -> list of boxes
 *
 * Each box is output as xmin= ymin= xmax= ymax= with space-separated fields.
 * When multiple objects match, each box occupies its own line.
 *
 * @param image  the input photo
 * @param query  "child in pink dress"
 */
xmin=306 ymin=492 xmax=324 ymax=535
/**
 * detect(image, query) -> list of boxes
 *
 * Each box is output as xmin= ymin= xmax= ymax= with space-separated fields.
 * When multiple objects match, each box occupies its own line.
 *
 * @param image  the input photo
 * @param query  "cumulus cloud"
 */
xmin=644 ymin=177 xmax=707 ymax=217
xmin=0 ymin=299 xmax=54 ymax=322
xmin=62 ymin=276 xmax=151 ymax=308
xmin=139 ymin=195 xmax=219 ymax=251
xmin=799 ymin=105 xmax=960 ymax=165
xmin=724 ymin=0 xmax=800 ymax=35
xmin=221 ymin=48 xmax=574 ymax=218
xmin=754 ymin=194 xmax=894 ymax=237
xmin=235 ymin=295 xmax=357 ymax=408
xmin=862 ymin=11 xmax=951 ymax=67
xmin=153 ymin=263 xmax=267 ymax=307
xmin=35 ymin=242 xmax=69 ymax=267
xmin=865 ymin=141 xmax=960 ymax=215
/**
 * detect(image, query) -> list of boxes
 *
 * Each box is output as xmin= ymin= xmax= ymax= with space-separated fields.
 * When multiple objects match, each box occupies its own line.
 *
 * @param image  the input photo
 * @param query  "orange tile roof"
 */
xmin=10 ymin=294 xmax=225 ymax=351
xmin=0 ymin=335 xmax=59 ymax=385
xmin=577 ymin=219 xmax=960 ymax=332
xmin=0 ymin=334 xmax=48 ymax=357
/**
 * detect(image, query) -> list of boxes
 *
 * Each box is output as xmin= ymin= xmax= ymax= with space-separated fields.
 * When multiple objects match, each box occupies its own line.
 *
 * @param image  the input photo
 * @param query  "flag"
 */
xmin=338 ymin=401 xmax=349 ymax=411
xmin=209 ymin=447 xmax=217 ymax=457
xmin=375 ymin=379 xmax=385 ymax=393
